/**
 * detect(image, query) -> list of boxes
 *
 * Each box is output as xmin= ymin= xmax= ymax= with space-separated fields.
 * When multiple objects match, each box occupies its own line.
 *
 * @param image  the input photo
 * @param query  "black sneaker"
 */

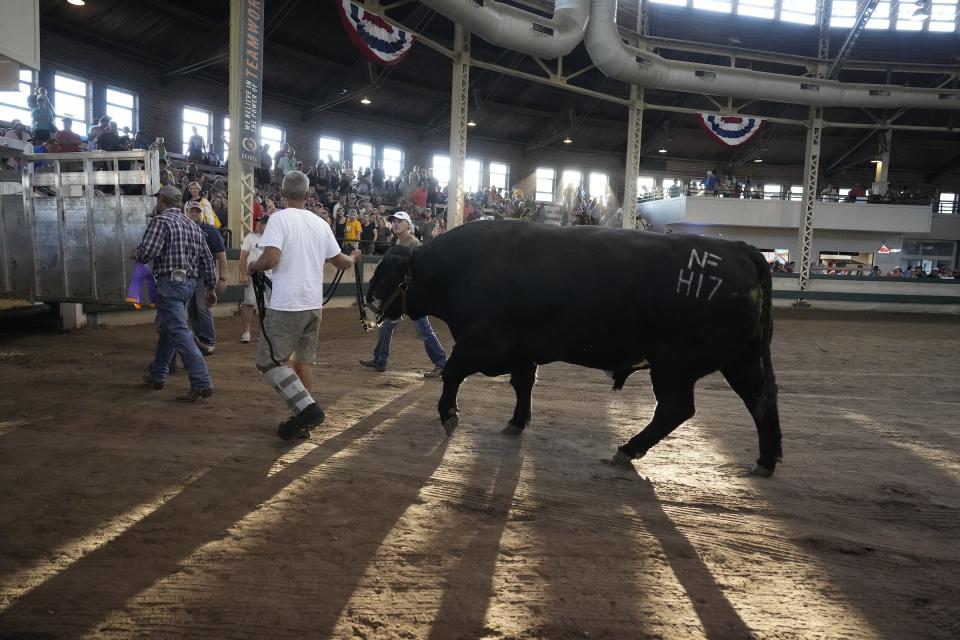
xmin=277 ymin=403 xmax=326 ymax=441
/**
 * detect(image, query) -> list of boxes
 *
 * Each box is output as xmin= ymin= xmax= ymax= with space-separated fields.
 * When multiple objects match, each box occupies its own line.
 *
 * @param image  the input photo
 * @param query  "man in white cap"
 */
xmin=359 ymin=211 xmax=447 ymax=378
xmin=247 ymin=170 xmax=362 ymax=441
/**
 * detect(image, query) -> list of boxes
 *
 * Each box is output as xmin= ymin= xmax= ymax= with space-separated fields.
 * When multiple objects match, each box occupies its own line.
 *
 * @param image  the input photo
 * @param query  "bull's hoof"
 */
xmin=749 ymin=462 xmax=775 ymax=477
xmin=502 ymin=423 xmax=525 ymax=436
xmin=609 ymin=450 xmax=636 ymax=470
xmin=441 ymin=414 xmax=460 ymax=437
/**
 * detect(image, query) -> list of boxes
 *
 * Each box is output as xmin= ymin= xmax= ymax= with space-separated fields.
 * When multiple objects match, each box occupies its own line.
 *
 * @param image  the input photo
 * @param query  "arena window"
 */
xmin=54 ymin=72 xmax=90 ymax=133
xmin=261 ymin=124 xmax=284 ymax=157
xmin=561 ymin=169 xmax=582 ymax=192
xmin=894 ymin=2 xmax=925 ymax=29
xmin=319 ymin=136 xmax=342 ymax=164
xmin=489 ymin=162 xmax=509 ymax=191
xmin=637 ymin=176 xmax=656 ymax=192
xmin=738 ymin=0 xmax=775 ymax=19
xmin=352 ymin=142 xmax=373 ymax=172
xmin=536 ymin=167 xmax=556 ymax=203
xmin=830 ymin=0 xmax=857 ymax=27
xmin=464 ymin=158 xmax=482 ymax=193
xmin=649 ymin=0 xmax=689 ymax=6
xmin=764 ymin=183 xmax=782 ymax=199
xmin=866 ymin=2 xmax=891 ymax=29
xmin=222 ymin=116 xmax=230 ymax=158
xmin=181 ymin=106 xmax=211 ymax=155
xmin=589 ymin=172 xmax=609 ymax=202
xmin=383 ymin=146 xmax=403 ymax=179
xmin=432 ymin=154 xmax=450 ymax=189
xmin=693 ymin=0 xmax=732 ymax=13
xmin=781 ymin=0 xmax=816 ymax=24
xmin=105 ymin=87 xmax=136 ymax=132
xmin=0 ymin=68 xmax=34 ymax=126
xmin=938 ymin=192 xmax=957 ymax=215
xmin=790 ymin=185 xmax=804 ymax=200
xmin=929 ymin=0 xmax=959 ymax=31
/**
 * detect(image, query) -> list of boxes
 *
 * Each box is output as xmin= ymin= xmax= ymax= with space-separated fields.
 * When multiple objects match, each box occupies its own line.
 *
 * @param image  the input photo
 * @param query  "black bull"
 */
xmin=367 ymin=221 xmax=783 ymax=476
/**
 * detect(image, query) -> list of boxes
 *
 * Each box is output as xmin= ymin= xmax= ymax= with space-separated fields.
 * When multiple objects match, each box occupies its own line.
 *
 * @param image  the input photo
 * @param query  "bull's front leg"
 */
xmin=503 ymin=361 xmax=537 ymax=436
xmin=437 ymin=349 xmax=474 ymax=436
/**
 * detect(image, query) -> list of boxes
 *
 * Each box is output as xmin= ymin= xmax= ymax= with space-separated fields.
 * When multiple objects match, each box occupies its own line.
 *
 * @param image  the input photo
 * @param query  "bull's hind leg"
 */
xmin=613 ymin=372 xmax=696 ymax=468
xmin=721 ymin=356 xmax=783 ymax=476
xmin=503 ymin=362 xmax=538 ymax=436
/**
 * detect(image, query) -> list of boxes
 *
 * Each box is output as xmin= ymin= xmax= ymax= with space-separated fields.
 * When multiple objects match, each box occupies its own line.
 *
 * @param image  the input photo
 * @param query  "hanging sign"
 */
xmin=336 ymin=0 xmax=415 ymax=66
xmin=235 ymin=0 xmax=264 ymax=167
xmin=697 ymin=113 xmax=765 ymax=146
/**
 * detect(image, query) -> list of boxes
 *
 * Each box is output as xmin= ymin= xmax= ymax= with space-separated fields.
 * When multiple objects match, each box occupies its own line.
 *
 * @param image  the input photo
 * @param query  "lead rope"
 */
xmin=251 ymin=271 xmax=284 ymax=367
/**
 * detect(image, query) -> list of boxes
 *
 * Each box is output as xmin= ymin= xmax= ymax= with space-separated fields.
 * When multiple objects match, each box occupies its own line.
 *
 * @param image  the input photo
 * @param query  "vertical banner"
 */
xmin=227 ymin=0 xmax=263 ymax=247
xmin=238 ymin=0 xmax=263 ymax=166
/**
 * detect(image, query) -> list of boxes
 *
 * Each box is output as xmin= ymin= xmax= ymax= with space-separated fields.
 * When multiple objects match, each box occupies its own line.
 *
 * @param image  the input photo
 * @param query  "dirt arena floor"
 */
xmin=0 ymin=308 xmax=958 ymax=639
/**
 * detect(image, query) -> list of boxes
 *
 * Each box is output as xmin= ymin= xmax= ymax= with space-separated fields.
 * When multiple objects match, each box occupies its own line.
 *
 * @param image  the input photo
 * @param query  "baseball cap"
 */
xmin=153 ymin=184 xmax=182 ymax=201
xmin=186 ymin=200 xmax=203 ymax=211
xmin=388 ymin=211 xmax=411 ymax=224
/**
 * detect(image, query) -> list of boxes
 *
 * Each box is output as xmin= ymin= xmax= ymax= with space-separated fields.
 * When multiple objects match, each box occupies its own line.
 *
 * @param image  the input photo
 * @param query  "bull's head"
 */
xmin=366 ymin=245 xmax=414 ymax=323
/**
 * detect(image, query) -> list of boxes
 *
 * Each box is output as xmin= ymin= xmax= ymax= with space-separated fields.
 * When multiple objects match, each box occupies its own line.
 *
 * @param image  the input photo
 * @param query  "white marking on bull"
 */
xmin=677 ymin=268 xmax=694 ymax=295
xmin=688 ymin=249 xmax=723 ymax=270
xmin=708 ymin=275 xmax=723 ymax=300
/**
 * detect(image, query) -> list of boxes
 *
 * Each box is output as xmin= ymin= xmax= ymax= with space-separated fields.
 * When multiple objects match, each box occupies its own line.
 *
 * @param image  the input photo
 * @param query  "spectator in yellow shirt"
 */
xmin=343 ymin=211 xmax=363 ymax=251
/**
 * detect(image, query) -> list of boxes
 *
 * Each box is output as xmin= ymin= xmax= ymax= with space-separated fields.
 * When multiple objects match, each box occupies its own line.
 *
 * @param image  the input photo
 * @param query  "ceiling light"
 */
xmin=870 ymin=158 xmax=882 ymax=164
xmin=360 ymin=96 xmax=371 ymax=105
xmin=562 ymin=136 xmax=572 ymax=144
xmin=67 ymin=0 xmax=85 ymax=4
xmin=467 ymin=119 xmax=476 ymax=127
xmin=658 ymin=147 xmax=667 ymax=153
xmin=754 ymin=158 xmax=763 ymax=163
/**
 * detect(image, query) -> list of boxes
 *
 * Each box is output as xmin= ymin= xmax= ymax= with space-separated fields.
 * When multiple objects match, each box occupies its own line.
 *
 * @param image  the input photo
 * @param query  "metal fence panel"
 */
xmin=0 ymin=150 xmax=159 ymax=304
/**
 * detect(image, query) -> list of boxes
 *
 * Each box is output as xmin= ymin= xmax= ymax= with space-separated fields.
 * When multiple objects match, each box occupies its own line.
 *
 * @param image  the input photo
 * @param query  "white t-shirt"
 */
xmin=258 ymin=207 xmax=342 ymax=311
xmin=241 ymin=231 xmax=271 ymax=278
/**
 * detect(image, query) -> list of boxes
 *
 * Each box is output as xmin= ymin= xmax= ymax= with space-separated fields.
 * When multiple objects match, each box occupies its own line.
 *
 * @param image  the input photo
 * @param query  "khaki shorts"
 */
xmin=256 ymin=308 xmax=322 ymax=369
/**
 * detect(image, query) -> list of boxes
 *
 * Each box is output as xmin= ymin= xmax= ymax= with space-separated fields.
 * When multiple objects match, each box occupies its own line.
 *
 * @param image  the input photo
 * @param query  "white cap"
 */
xmin=389 ymin=211 xmax=412 ymax=224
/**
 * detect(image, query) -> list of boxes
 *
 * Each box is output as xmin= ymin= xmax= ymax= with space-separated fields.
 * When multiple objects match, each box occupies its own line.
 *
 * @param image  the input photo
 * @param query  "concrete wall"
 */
xmin=639 ymin=196 xmax=931 ymax=234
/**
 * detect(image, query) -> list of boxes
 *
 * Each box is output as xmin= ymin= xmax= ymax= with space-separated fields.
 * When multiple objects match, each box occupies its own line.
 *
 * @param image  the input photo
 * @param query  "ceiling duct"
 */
xmin=419 ymin=0 xmax=589 ymax=59
xmin=585 ymin=0 xmax=960 ymax=110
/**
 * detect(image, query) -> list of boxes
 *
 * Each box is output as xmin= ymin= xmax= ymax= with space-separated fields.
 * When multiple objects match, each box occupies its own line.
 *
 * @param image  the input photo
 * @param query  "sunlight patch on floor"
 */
xmin=266 ymin=384 xmax=421 ymax=477
xmin=845 ymin=411 xmax=960 ymax=483
xmin=0 ymin=467 xmax=210 ymax=612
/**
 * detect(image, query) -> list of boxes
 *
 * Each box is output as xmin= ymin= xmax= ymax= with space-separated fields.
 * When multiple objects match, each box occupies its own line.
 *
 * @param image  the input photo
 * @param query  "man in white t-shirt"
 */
xmin=248 ymin=170 xmax=361 ymax=440
xmin=238 ymin=215 xmax=271 ymax=344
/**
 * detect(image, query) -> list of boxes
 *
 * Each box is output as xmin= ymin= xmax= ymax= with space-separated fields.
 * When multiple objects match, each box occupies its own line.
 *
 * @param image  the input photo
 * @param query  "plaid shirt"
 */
xmin=136 ymin=208 xmax=216 ymax=289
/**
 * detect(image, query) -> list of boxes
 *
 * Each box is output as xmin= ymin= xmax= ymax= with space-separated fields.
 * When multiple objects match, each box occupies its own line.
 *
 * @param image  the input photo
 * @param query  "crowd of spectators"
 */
xmin=766 ymin=259 xmax=958 ymax=279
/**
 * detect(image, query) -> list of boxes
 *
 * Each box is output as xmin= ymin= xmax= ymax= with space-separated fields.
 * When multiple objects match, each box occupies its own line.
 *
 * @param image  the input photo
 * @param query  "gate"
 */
xmin=0 ymin=148 xmax=160 ymax=304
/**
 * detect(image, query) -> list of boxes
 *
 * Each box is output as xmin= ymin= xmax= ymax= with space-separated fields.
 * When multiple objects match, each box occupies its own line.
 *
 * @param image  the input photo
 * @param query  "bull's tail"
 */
xmin=748 ymin=248 xmax=782 ymax=471
xmin=748 ymin=249 xmax=777 ymax=391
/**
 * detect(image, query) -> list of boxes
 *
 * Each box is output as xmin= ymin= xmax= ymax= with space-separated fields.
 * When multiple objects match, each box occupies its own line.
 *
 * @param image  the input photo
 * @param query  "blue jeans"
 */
xmin=373 ymin=316 xmax=447 ymax=369
xmin=150 ymin=277 xmax=213 ymax=390
xmin=187 ymin=282 xmax=216 ymax=346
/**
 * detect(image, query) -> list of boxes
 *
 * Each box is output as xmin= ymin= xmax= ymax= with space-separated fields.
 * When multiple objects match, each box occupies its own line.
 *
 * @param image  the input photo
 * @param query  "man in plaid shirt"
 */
xmin=137 ymin=185 xmax=217 ymax=402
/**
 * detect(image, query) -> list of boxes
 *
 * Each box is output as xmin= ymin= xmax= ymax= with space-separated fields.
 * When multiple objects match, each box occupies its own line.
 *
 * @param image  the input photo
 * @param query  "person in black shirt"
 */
xmin=184 ymin=200 xmax=227 ymax=354
xmin=359 ymin=212 xmax=378 ymax=254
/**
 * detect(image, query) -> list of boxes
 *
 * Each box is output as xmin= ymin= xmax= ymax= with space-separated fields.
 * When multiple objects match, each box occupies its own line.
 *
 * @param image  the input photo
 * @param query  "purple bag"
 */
xmin=125 ymin=262 xmax=157 ymax=309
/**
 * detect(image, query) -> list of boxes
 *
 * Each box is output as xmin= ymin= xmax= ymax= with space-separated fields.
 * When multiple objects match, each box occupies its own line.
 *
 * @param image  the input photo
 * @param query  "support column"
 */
xmin=796 ymin=107 xmax=823 ymax=305
xmin=447 ymin=24 xmax=469 ymax=229
xmin=622 ymin=85 xmax=643 ymax=230
xmin=227 ymin=0 xmax=264 ymax=249
xmin=872 ymin=128 xmax=892 ymax=195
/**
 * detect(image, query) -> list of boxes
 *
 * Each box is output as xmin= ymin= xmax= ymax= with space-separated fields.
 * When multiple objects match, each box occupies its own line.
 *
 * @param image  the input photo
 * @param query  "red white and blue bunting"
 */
xmin=336 ymin=0 xmax=415 ymax=66
xmin=697 ymin=113 xmax=765 ymax=146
